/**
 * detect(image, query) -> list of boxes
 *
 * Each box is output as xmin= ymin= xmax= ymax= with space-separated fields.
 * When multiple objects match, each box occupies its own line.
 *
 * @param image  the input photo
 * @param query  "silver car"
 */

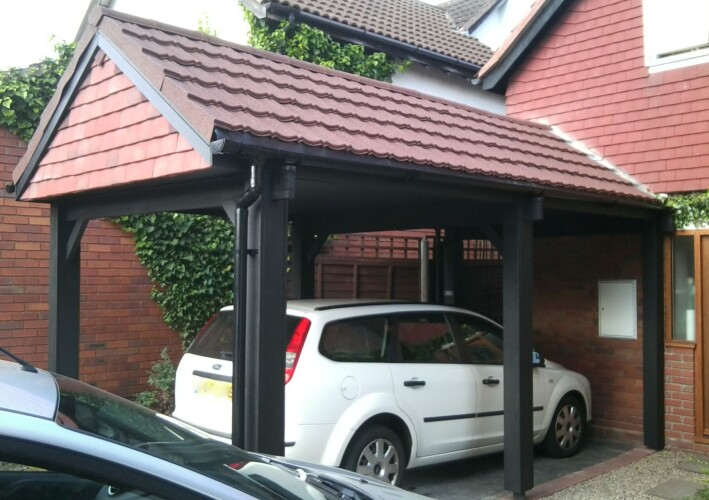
xmin=0 ymin=349 xmax=426 ymax=499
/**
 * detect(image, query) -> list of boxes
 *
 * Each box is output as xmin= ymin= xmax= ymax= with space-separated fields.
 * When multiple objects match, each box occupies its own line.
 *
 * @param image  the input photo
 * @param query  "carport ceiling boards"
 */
xmin=13 ymin=7 xmax=659 ymax=222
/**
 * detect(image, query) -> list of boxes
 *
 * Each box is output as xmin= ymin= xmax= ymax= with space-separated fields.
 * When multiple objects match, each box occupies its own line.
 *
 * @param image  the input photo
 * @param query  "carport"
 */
xmin=12 ymin=8 xmax=667 ymax=497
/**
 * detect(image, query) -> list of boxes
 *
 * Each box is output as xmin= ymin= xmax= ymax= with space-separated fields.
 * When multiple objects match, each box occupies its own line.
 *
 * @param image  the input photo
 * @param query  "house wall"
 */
xmin=392 ymin=64 xmax=507 ymax=115
xmin=504 ymin=0 xmax=709 ymax=194
xmin=1 ymin=127 xmax=182 ymax=397
xmin=472 ymin=0 xmax=536 ymax=52
xmin=664 ymin=345 xmax=700 ymax=452
xmin=533 ymin=234 xmax=644 ymax=443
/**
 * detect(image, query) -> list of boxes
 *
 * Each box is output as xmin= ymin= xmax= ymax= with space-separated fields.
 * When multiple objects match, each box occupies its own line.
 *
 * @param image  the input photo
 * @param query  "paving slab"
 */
xmin=677 ymin=460 xmax=709 ymax=475
xmin=401 ymin=438 xmax=633 ymax=499
xmin=644 ymin=478 xmax=704 ymax=499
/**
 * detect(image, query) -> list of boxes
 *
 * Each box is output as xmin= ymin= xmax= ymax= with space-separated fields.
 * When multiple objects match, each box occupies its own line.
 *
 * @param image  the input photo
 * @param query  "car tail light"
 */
xmin=285 ymin=318 xmax=311 ymax=384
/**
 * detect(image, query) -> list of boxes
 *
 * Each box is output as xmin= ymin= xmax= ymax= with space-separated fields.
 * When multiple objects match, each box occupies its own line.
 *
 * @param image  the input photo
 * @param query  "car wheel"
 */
xmin=542 ymin=395 xmax=585 ymax=457
xmin=342 ymin=425 xmax=405 ymax=486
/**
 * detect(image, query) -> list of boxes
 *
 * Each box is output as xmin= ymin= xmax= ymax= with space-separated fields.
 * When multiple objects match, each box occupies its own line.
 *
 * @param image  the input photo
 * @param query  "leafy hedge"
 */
xmin=0 ymin=42 xmax=74 ymax=141
xmin=246 ymin=10 xmax=408 ymax=81
xmin=116 ymin=213 xmax=235 ymax=347
xmin=663 ymin=192 xmax=709 ymax=229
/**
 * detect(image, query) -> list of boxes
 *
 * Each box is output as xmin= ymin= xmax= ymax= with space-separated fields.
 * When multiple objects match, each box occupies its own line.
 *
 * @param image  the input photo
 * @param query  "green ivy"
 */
xmin=246 ymin=10 xmax=409 ymax=82
xmin=116 ymin=213 xmax=235 ymax=346
xmin=663 ymin=192 xmax=709 ymax=229
xmin=0 ymin=42 xmax=75 ymax=141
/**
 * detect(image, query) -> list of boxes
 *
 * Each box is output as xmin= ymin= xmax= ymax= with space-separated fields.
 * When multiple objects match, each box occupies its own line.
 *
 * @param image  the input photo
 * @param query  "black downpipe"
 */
xmin=232 ymin=164 xmax=261 ymax=448
xmin=435 ymin=228 xmax=443 ymax=304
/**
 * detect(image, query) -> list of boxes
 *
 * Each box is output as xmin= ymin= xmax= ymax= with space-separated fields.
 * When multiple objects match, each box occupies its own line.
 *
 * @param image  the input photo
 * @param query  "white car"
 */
xmin=174 ymin=300 xmax=592 ymax=486
xmin=0 ymin=349 xmax=428 ymax=500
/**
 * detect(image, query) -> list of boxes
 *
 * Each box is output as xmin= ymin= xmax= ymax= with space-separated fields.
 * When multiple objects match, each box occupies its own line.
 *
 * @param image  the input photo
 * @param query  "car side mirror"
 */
xmin=532 ymin=350 xmax=545 ymax=368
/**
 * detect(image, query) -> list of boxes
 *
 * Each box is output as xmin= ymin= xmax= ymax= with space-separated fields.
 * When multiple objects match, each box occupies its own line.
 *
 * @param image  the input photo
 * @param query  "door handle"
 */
xmin=404 ymin=380 xmax=426 ymax=387
xmin=482 ymin=377 xmax=500 ymax=385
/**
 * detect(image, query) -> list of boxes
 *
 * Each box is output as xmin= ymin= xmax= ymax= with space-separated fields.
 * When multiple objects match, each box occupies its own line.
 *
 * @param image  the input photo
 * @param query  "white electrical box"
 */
xmin=598 ymin=280 xmax=637 ymax=339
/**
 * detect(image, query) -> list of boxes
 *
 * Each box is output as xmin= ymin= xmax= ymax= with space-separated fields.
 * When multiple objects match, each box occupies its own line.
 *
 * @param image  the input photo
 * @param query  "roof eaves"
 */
xmin=480 ymin=0 xmax=572 ymax=93
xmin=214 ymin=129 xmax=662 ymax=211
xmin=261 ymin=2 xmax=483 ymax=78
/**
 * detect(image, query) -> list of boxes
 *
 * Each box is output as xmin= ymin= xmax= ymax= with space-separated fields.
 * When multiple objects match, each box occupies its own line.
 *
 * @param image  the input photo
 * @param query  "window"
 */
xmin=643 ymin=0 xmax=709 ymax=72
xmin=187 ymin=311 xmax=302 ymax=359
xmin=0 ymin=460 xmax=160 ymax=499
xmin=320 ymin=316 xmax=389 ymax=362
xmin=672 ymin=235 xmax=696 ymax=341
xmin=449 ymin=314 xmax=504 ymax=365
xmin=395 ymin=313 xmax=460 ymax=363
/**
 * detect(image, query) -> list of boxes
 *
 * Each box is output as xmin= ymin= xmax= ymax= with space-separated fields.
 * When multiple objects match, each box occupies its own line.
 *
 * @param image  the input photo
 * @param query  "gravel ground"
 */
xmin=542 ymin=450 xmax=709 ymax=499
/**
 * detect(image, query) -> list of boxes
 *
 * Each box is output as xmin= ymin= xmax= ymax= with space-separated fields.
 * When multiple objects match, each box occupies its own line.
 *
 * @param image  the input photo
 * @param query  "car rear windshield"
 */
xmin=53 ymin=374 xmax=340 ymax=499
xmin=187 ymin=311 xmax=303 ymax=359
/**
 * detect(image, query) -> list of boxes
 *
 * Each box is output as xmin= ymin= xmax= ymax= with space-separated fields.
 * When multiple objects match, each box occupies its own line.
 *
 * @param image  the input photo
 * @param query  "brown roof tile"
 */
xmin=439 ymin=0 xmax=499 ymax=31
xmin=14 ymin=8 xmax=655 ymax=204
xmin=251 ymin=0 xmax=494 ymax=67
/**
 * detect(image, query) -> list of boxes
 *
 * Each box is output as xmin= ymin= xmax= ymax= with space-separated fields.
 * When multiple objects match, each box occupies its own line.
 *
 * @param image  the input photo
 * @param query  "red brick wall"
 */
xmin=505 ymin=0 xmax=709 ymax=194
xmin=533 ymin=234 xmax=644 ymax=443
xmin=1 ymin=127 xmax=182 ymax=397
xmin=664 ymin=345 xmax=698 ymax=449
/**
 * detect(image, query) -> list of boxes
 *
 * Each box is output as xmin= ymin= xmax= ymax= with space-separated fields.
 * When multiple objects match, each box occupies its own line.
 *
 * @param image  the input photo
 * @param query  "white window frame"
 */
xmin=642 ymin=0 xmax=709 ymax=73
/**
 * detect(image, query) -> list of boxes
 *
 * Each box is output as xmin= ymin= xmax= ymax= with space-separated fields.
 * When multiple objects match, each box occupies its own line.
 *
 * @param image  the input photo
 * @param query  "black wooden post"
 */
xmin=503 ymin=202 xmax=535 ymax=497
xmin=643 ymin=216 xmax=664 ymax=450
xmin=48 ymin=205 xmax=84 ymax=376
xmin=243 ymin=164 xmax=292 ymax=454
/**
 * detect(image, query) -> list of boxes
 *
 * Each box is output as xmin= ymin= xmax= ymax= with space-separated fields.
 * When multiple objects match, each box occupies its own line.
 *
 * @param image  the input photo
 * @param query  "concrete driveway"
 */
xmin=400 ymin=438 xmax=635 ymax=499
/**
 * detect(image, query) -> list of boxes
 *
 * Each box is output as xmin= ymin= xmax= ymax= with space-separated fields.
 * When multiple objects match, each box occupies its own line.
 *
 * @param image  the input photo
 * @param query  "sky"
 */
xmin=0 ymin=0 xmax=451 ymax=71
xmin=0 ymin=0 xmax=249 ymax=71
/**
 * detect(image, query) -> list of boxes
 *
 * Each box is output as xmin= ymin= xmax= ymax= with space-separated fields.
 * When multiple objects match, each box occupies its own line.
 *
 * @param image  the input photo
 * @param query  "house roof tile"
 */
xmin=439 ymin=0 xmax=499 ymax=31
xmin=14 ymin=8 xmax=656 ymax=205
xmin=250 ymin=0 xmax=495 ymax=68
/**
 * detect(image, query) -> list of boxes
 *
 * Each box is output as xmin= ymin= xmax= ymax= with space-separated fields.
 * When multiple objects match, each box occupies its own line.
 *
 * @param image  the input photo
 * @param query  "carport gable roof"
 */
xmin=14 ymin=7 xmax=657 ymax=206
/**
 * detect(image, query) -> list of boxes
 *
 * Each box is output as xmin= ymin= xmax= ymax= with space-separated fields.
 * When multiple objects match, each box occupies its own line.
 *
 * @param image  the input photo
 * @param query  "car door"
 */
xmin=388 ymin=312 xmax=478 ymax=458
xmin=448 ymin=313 xmax=546 ymax=448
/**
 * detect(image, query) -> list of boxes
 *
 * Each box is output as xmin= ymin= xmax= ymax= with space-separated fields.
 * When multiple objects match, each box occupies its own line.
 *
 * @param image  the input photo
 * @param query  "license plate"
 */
xmin=198 ymin=379 xmax=232 ymax=399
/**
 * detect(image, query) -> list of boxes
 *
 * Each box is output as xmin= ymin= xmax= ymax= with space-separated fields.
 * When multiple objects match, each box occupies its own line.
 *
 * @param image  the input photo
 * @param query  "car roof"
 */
xmin=0 ymin=359 xmax=57 ymax=419
xmin=219 ymin=299 xmax=496 ymax=320
xmin=286 ymin=298 xmax=414 ymax=313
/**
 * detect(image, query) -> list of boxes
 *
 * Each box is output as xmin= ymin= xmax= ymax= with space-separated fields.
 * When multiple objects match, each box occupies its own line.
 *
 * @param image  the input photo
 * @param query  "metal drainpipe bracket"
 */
xmin=246 ymin=249 xmax=259 ymax=256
